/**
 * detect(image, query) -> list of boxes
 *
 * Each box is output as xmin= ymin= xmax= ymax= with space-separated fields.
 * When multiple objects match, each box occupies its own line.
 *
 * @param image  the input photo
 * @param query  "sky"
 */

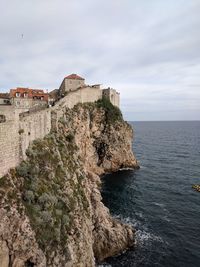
xmin=0 ymin=0 xmax=200 ymax=121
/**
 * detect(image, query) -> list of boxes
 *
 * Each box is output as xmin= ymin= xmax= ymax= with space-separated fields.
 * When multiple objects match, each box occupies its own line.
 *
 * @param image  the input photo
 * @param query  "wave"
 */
xmin=136 ymin=229 xmax=164 ymax=246
xmin=113 ymin=214 xmax=141 ymax=228
xmin=152 ymin=202 xmax=165 ymax=208
xmin=113 ymin=214 xmax=164 ymax=247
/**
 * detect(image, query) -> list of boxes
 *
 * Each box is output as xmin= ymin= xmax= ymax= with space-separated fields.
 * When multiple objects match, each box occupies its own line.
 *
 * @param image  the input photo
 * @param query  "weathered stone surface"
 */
xmin=0 ymin=102 xmax=138 ymax=266
xmin=0 ymin=241 xmax=9 ymax=267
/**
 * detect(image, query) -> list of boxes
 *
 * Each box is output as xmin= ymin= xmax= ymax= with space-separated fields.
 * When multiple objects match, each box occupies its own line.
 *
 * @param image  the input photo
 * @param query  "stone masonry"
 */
xmin=0 ymin=74 xmax=120 ymax=178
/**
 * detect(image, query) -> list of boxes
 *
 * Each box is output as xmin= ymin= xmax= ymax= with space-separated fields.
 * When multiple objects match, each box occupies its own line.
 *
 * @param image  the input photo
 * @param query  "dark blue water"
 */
xmin=101 ymin=121 xmax=200 ymax=267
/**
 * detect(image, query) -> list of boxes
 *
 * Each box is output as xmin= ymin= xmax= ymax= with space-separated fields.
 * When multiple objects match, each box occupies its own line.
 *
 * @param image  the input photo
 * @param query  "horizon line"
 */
xmin=128 ymin=120 xmax=200 ymax=122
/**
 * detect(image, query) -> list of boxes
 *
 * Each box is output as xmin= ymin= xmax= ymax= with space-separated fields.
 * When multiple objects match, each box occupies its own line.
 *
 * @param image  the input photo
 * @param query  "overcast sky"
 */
xmin=0 ymin=0 xmax=200 ymax=120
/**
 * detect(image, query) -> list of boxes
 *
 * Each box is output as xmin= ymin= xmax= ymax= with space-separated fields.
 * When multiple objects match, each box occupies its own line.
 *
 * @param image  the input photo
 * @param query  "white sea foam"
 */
xmin=113 ymin=214 xmax=140 ymax=228
xmin=136 ymin=229 xmax=163 ymax=246
xmin=139 ymin=165 xmax=147 ymax=169
xmin=119 ymin=167 xmax=134 ymax=171
xmin=113 ymin=214 xmax=164 ymax=248
xmin=152 ymin=202 xmax=165 ymax=208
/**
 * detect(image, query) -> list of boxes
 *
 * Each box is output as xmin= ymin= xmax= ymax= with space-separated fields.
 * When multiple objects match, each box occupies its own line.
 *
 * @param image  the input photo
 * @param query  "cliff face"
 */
xmin=0 ymin=101 xmax=139 ymax=267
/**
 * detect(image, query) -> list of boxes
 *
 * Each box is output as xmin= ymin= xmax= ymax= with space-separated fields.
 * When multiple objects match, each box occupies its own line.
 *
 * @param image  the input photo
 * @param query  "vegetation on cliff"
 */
xmin=0 ymin=102 xmax=138 ymax=266
xmin=96 ymin=97 xmax=123 ymax=123
xmin=16 ymin=129 xmax=89 ymax=255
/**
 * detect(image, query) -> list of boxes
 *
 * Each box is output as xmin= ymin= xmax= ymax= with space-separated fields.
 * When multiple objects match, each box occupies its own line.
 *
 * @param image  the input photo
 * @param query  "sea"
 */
xmin=101 ymin=121 xmax=200 ymax=267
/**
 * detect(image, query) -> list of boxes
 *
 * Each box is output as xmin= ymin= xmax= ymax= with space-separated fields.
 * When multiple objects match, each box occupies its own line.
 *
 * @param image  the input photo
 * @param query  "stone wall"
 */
xmin=0 ymin=106 xmax=19 ymax=121
xmin=0 ymin=109 xmax=51 ymax=178
xmin=11 ymin=98 xmax=47 ymax=109
xmin=19 ymin=109 xmax=51 ymax=159
xmin=55 ymin=87 xmax=102 ymax=109
xmin=0 ymin=119 xmax=20 ymax=178
xmin=0 ymin=99 xmax=10 ymax=105
xmin=103 ymin=88 xmax=120 ymax=107
xmin=52 ymin=87 xmax=102 ymax=125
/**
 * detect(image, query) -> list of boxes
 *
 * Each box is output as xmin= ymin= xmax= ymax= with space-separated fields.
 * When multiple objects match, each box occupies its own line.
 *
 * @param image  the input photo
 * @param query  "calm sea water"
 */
xmin=101 ymin=121 xmax=200 ymax=267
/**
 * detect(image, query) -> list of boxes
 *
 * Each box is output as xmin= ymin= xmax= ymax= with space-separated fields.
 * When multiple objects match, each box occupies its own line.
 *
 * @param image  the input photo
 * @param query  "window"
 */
xmin=16 ymin=92 xmax=20 ymax=97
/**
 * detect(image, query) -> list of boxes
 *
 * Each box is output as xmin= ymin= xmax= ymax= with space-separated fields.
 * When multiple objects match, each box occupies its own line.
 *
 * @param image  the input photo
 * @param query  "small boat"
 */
xmin=192 ymin=184 xmax=200 ymax=192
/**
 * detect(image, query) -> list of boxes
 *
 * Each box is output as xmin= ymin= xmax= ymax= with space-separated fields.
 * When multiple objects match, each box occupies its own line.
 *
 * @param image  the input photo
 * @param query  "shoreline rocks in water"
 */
xmin=192 ymin=184 xmax=200 ymax=192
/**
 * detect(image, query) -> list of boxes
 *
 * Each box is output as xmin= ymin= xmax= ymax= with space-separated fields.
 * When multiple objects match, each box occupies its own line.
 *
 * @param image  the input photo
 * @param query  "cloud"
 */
xmin=0 ymin=0 xmax=199 ymax=120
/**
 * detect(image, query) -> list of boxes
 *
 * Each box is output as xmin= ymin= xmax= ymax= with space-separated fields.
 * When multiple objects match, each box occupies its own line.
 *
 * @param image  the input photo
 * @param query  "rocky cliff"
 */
xmin=0 ymin=99 xmax=139 ymax=267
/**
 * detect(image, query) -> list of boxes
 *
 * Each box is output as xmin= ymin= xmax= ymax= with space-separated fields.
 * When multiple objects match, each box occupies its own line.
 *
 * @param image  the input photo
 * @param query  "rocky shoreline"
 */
xmin=0 ymin=100 xmax=139 ymax=266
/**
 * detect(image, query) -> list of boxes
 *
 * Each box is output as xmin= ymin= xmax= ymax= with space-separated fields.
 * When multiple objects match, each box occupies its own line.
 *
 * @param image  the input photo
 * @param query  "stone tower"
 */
xmin=59 ymin=74 xmax=85 ymax=96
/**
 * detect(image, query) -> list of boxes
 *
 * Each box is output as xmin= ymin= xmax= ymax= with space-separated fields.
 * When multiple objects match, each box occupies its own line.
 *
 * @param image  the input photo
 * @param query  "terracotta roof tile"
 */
xmin=0 ymin=93 xmax=10 ymax=99
xmin=9 ymin=88 xmax=49 ymax=101
xmin=65 ymin=74 xmax=85 ymax=80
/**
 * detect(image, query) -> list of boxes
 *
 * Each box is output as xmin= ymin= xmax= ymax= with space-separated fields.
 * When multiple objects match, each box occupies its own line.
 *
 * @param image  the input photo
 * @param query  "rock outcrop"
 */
xmin=0 ymin=100 xmax=139 ymax=267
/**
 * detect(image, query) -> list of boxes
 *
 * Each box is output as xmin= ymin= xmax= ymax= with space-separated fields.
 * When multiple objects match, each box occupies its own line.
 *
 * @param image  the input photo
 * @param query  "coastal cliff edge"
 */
xmin=0 ymin=100 xmax=139 ymax=266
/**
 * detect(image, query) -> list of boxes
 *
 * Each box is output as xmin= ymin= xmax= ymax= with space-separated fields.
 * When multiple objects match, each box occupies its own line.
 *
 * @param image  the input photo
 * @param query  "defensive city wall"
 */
xmin=0 ymin=83 xmax=120 ymax=178
xmin=0 ymin=107 xmax=51 ymax=178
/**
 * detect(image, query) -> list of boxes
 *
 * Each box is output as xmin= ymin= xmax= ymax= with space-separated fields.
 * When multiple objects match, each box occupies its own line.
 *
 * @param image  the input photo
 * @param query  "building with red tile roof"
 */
xmin=59 ymin=73 xmax=86 ymax=96
xmin=9 ymin=87 xmax=48 ymax=109
xmin=10 ymin=87 xmax=48 ymax=101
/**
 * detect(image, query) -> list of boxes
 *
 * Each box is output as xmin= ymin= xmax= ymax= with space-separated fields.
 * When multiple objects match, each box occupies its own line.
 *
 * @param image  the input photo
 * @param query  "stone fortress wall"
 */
xmin=0 ymin=108 xmax=51 ymax=178
xmin=103 ymin=88 xmax=120 ymax=107
xmin=0 ymin=118 xmax=20 ymax=178
xmin=19 ymin=109 xmax=51 ymax=159
xmin=11 ymin=98 xmax=47 ymax=109
xmin=0 ymin=78 xmax=120 ymax=178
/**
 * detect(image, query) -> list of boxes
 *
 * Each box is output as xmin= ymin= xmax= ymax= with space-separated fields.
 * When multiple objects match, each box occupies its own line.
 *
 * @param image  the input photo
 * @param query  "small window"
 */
xmin=16 ymin=92 xmax=20 ymax=97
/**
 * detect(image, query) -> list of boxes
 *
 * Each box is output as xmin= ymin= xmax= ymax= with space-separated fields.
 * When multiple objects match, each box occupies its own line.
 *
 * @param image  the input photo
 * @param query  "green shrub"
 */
xmin=96 ymin=97 xmax=123 ymax=123
xmin=24 ymin=190 xmax=34 ymax=203
xmin=40 ymin=211 xmax=52 ymax=223
xmin=59 ymin=117 xmax=66 ymax=124
xmin=16 ymin=162 xmax=30 ymax=177
xmin=14 ymin=129 xmax=88 ymax=254
xmin=62 ymin=214 xmax=70 ymax=226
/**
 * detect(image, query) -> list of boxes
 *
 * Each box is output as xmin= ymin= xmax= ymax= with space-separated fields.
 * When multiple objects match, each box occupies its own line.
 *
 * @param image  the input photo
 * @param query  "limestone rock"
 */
xmin=0 ymin=102 xmax=138 ymax=266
